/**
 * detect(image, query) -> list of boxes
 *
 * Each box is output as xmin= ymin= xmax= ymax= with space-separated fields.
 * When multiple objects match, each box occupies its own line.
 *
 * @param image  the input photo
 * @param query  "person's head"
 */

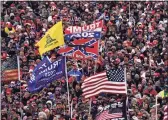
xmin=138 ymin=84 xmax=142 ymax=90
xmin=38 ymin=111 xmax=47 ymax=120
xmin=46 ymin=100 xmax=52 ymax=108
xmin=147 ymin=81 xmax=153 ymax=90
xmin=164 ymin=85 xmax=168 ymax=92
xmin=44 ymin=109 xmax=50 ymax=117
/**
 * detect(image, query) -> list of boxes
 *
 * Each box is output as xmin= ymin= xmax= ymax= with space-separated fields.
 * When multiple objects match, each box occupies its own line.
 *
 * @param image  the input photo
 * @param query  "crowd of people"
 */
xmin=1 ymin=1 xmax=168 ymax=120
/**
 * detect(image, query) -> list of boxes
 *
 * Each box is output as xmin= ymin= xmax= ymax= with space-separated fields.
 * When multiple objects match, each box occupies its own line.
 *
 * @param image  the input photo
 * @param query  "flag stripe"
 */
xmin=3 ymin=75 xmax=18 ymax=79
xmin=83 ymin=83 xmax=126 ymax=92
xmin=99 ymin=115 xmax=122 ymax=120
xmin=2 ymin=70 xmax=20 ymax=82
xmin=97 ymin=111 xmax=122 ymax=120
xmin=2 ymin=56 xmax=20 ymax=82
xmin=84 ymin=72 xmax=106 ymax=82
xmin=98 ymin=115 xmax=122 ymax=120
xmin=82 ymin=80 xmax=125 ymax=88
xmin=3 ymin=69 xmax=18 ymax=73
xmin=5 ymin=76 xmax=18 ymax=80
xmin=2 ymin=77 xmax=18 ymax=81
xmin=2 ymin=69 xmax=20 ymax=78
xmin=84 ymin=89 xmax=126 ymax=98
xmin=3 ymin=73 xmax=18 ymax=77
xmin=83 ymin=76 xmax=107 ymax=84
xmin=82 ymin=77 xmax=108 ymax=88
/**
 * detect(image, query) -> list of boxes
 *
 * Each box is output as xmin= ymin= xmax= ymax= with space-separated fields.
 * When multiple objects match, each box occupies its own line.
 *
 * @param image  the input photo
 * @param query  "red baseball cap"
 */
xmin=154 ymin=72 xmax=160 ymax=77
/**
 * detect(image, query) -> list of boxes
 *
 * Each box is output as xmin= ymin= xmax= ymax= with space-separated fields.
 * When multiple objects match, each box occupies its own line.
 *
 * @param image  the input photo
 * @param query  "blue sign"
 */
xmin=65 ymin=32 xmax=101 ymax=41
xmin=68 ymin=69 xmax=82 ymax=82
xmin=28 ymin=56 xmax=65 ymax=93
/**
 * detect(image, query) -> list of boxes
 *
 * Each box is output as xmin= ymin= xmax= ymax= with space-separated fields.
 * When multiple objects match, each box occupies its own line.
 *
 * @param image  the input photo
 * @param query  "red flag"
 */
xmin=58 ymin=38 xmax=99 ymax=60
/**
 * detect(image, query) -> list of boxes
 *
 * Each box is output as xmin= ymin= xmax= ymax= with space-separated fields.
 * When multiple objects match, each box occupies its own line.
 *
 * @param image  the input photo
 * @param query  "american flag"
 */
xmin=1 ymin=55 xmax=20 ymax=82
xmin=81 ymin=67 xmax=126 ymax=98
xmin=96 ymin=110 xmax=123 ymax=120
xmin=163 ymin=105 xmax=168 ymax=120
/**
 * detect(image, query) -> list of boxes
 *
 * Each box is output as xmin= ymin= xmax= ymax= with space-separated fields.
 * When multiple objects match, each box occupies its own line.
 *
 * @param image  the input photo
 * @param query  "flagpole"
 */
xmin=17 ymin=55 xmax=22 ymax=120
xmin=156 ymin=95 xmax=158 ymax=120
xmin=17 ymin=56 xmax=21 ymax=81
xmin=124 ymin=67 xmax=127 ymax=94
xmin=89 ymin=98 xmax=92 ymax=115
xmin=71 ymin=100 xmax=73 ymax=118
xmin=65 ymin=56 xmax=70 ymax=114
xmin=94 ymin=61 xmax=97 ymax=74
xmin=124 ymin=66 xmax=129 ymax=120
xmin=129 ymin=1 xmax=130 ymax=21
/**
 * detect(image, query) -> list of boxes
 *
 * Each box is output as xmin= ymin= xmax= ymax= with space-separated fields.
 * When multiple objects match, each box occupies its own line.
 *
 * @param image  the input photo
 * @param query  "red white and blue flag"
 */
xmin=96 ymin=99 xmax=127 ymax=120
xmin=58 ymin=38 xmax=99 ymax=60
xmin=96 ymin=110 xmax=123 ymax=120
xmin=65 ymin=31 xmax=101 ymax=41
xmin=82 ymin=67 xmax=126 ymax=98
xmin=65 ymin=20 xmax=103 ymax=34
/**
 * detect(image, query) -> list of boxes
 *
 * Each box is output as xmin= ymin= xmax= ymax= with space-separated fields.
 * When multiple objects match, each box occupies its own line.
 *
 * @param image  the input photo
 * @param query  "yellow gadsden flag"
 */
xmin=36 ymin=21 xmax=64 ymax=55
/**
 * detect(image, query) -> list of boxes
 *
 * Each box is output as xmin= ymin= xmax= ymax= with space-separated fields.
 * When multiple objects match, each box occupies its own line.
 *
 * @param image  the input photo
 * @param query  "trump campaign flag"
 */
xmin=64 ymin=20 xmax=103 ymax=34
xmin=58 ymin=38 xmax=99 ymax=60
xmin=28 ymin=56 xmax=65 ymax=93
xmin=33 ymin=56 xmax=51 ymax=74
xmin=36 ymin=21 xmax=64 ymax=55
xmin=65 ymin=32 xmax=101 ymax=41
xmin=96 ymin=99 xmax=127 ymax=120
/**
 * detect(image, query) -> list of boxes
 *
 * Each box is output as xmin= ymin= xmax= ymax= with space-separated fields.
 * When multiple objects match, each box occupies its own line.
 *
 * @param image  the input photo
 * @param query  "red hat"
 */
xmin=68 ymin=77 xmax=74 ymax=83
xmin=115 ymin=58 xmax=120 ymax=63
xmin=108 ymin=51 xmax=113 ymax=55
xmin=61 ymin=80 xmax=65 ymax=83
xmin=21 ymin=86 xmax=25 ymax=89
xmin=11 ymin=4 xmax=15 ymax=7
xmin=53 ymin=16 xmax=57 ymax=20
xmin=20 ymin=10 xmax=25 ymax=14
xmin=1 ymin=52 xmax=7 ymax=60
xmin=6 ymin=22 xmax=12 ymax=28
xmin=50 ymin=2 xmax=56 ymax=6
xmin=153 ymin=40 xmax=158 ymax=45
xmin=96 ymin=60 xmax=101 ymax=65
xmin=73 ymin=97 xmax=77 ymax=101
xmin=132 ymin=88 xmax=137 ymax=94
xmin=151 ymin=10 xmax=155 ymax=15
xmin=33 ymin=96 xmax=37 ymax=99
xmin=140 ymin=54 xmax=144 ymax=58
xmin=24 ymin=42 xmax=29 ymax=47
xmin=116 ymin=98 xmax=121 ymax=102
xmin=93 ymin=100 xmax=97 ymax=104
xmin=131 ymin=84 xmax=136 ymax=88
xmin=138 ymin=112 xmax=143 ymax=117
xmin=15 ymin=16 xmax=20 ymax=21
xmin=154 ymin=72 xmax=160 ymax=77
xmin=63 ymin=18 xmax=68 ymax=21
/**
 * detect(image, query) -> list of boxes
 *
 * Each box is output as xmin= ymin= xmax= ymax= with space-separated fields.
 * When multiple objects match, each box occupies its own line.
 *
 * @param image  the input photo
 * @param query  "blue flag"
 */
xmin=65 ymin=32 xmax=101 ymax=41
xmin=28 ymin=56 xmax=65 ymax=93
xmin=33 ymin=56 xmax=51 ymax=74
xmin=68 ymin=69 xmax=82 ymax=82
